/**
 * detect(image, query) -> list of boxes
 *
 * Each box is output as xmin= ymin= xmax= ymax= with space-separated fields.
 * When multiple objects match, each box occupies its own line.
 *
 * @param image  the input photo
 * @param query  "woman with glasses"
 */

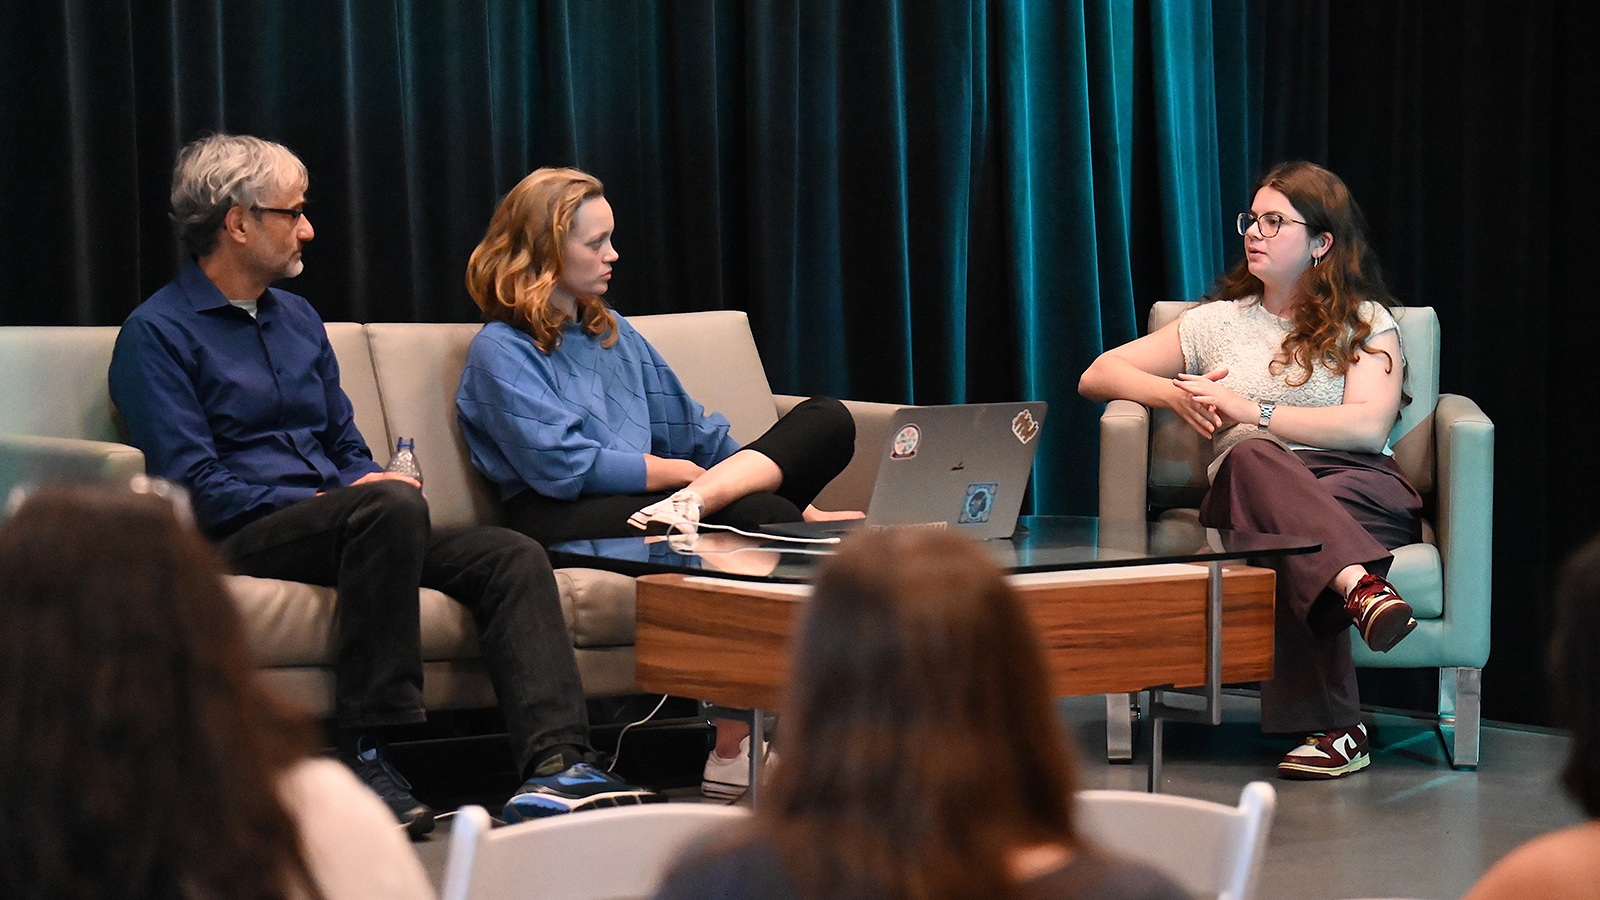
xmin=1079 ymin=160 xmax=1422 ymax=781
xmin=652 ymin=529 xmax=1191 ymax=900
xmin=0 ymin=484 xmax=434 ymax=900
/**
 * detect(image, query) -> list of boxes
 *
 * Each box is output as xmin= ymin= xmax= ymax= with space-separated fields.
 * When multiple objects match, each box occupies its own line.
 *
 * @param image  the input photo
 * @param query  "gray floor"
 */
xmin=410 ymin=694 xmax=1584 ymax=900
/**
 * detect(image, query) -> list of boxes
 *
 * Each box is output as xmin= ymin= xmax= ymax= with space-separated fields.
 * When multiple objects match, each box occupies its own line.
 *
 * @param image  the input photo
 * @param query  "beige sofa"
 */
xmin=0 ymin=310 xmax=900 ymax=715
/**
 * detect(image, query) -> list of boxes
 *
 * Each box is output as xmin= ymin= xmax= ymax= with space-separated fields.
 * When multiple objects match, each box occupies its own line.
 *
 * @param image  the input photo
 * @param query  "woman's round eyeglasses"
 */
xmin=1236 ymin=212 xmax=1307 ymax=239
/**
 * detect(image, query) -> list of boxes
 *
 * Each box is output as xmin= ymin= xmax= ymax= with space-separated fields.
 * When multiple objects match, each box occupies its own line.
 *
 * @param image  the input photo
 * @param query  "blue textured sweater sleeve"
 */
xmin=635 ymin=333 xmax=740 ymax=466
xmin=456 ymin=325 xmax=649 ymax=501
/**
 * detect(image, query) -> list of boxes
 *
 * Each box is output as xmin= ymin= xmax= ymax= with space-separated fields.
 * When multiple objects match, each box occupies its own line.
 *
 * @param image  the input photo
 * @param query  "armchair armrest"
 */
xmin=775 ymin=394 xmax=905 ymax=512
xmin=1098 ymin=400 xmax=1150 ymax=522
xmin=1433 ymin=393 xmax=1494 ymax=667
xmin=0 ymin=433 xmax=146 ymax=495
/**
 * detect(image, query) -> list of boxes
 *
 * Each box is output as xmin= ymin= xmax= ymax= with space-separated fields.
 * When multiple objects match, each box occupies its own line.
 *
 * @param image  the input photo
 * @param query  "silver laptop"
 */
xmin=766 ymin=401 xmax=1047 ymax=541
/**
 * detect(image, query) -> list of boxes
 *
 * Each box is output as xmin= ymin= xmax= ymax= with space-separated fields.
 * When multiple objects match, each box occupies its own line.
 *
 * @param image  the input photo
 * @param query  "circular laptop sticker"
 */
xmin=891 ymin=424 xmax=920 ymax=460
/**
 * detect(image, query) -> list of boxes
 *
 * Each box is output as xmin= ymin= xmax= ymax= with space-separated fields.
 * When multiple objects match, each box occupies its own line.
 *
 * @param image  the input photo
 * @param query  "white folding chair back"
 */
xmin=1074 ymin=781 xmax=1276 ymax=900
xmin=440 ymin=803 xmax=752 ymax=900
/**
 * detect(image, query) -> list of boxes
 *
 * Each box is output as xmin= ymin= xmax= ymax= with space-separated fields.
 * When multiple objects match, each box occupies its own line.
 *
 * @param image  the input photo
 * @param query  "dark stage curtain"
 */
xmin=1260 ymin=1 xmax=1600 ymax=726
xmin=7 ymin=2 xmax=1576 ymax=726
xmin=0 ymin=0 xmax=1257 ymax=525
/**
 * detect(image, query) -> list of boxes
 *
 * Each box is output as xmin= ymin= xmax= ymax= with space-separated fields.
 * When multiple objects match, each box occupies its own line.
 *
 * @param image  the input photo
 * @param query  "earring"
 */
xmin=1311 ymin=254 xmax=1322 ymax=268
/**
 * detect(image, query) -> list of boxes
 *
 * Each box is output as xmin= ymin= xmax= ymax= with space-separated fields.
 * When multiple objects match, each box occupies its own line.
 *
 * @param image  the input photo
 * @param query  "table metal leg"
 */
xmin=749 ymin=708 xmax=766 ymax=806
xmin=702 ymin=701 xmax=769 ymax=806
xmin=1148 ymin=715 xmax=1164 ymax=791
xmin=1145 ymin=560 xmax=1226 ymax=793
xmin=1106 ymin=692 xmax=1136 ymax=761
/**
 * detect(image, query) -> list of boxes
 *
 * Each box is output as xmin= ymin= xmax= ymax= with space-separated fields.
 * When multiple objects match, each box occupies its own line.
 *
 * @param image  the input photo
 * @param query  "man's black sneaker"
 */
xmin=503 ymin=762 xmax=665 ymax=823
xmin=347 ymin=737 xmax=435 ymax=838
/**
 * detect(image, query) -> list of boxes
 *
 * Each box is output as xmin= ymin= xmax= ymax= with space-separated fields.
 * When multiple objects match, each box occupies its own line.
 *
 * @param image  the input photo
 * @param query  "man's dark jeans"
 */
xmin=220 ymin=479 xmax=587 ymax=773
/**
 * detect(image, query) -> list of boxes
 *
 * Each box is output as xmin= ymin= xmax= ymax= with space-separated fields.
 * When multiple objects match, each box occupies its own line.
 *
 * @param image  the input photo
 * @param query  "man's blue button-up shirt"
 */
xmin=109 ymin=261 xmax=382 ymax=537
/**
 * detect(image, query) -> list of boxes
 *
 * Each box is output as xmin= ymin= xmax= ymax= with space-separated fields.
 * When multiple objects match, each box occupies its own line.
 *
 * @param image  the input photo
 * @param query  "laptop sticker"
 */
xmin=1012 ymin=409 xmax=1040 ymax=444
xmin=959 ymin=483 xmax=998 ymax=524
xmin=891 ymin=424 xmax=920 ymax=460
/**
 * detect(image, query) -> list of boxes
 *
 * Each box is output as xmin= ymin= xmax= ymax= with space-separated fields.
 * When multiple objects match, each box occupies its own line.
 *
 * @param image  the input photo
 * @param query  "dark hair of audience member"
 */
xmin=758 ymin=529 xmax=1079 ymax=900
xmin=1552 ymin=535 xmax=1600 ymax=817
xmin=0 ymin=485 xmax=321 ymax=900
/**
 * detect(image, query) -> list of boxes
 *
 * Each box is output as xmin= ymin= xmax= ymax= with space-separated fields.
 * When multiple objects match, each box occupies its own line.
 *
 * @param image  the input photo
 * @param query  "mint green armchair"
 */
xmin=1098 ymin=304 xmax=1493 ymax=768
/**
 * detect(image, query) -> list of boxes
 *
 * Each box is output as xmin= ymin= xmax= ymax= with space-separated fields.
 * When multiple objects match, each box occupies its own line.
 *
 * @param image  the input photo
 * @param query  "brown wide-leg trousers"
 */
xmin=1199 ymin=439 xmax=1422 ymax=734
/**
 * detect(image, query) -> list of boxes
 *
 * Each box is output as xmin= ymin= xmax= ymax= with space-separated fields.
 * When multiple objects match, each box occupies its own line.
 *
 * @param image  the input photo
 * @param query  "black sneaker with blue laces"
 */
xmin=347 ymin=736 xmax=435 ymax=838
xmin=503 ymin=761 xmax=665 ymax=823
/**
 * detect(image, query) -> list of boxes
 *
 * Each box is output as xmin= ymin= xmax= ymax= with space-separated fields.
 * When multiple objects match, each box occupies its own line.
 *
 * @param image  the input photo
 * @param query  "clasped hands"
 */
xmin=1168 ymin=367 xmax=1255 ymax=438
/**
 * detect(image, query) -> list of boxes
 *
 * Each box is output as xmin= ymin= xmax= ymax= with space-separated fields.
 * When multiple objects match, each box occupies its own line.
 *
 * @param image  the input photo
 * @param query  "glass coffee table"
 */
xmin=552 ymin=515 xmax=1319 ymax=795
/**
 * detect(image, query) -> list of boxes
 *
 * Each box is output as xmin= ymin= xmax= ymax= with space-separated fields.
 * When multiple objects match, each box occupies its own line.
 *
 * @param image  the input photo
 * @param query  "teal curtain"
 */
xmin=0 ymin=0 xmax=1262 ymax=517
xmin=995 ymin=1 xmax=1259 ymax=510
xmin=997 ymin=1 xmax=1137 ymax=512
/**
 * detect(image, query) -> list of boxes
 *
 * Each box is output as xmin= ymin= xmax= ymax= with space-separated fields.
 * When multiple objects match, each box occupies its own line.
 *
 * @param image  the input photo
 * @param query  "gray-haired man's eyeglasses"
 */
xmin=252 ymin=205 xmax=306 ymax=222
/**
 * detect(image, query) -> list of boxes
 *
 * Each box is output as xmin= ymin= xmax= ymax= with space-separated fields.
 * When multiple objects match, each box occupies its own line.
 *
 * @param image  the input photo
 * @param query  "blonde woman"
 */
xmin=457 ymin=167 xmax=858 ymax=797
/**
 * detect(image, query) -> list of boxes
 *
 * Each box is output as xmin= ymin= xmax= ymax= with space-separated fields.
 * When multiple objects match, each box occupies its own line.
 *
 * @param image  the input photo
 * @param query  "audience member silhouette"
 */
xmin=1462 ymin=533 xmax=1600 ymax=899
xmin=0 ymin=482 xmax=434 ymax=900
xmin=652 ymin=529 xmax=1191 ymax=900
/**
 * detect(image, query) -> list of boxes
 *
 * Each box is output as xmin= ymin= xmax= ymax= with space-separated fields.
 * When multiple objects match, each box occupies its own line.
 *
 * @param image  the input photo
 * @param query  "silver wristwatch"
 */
xmin=1258 ymin=401 xmax=1276 ymax=430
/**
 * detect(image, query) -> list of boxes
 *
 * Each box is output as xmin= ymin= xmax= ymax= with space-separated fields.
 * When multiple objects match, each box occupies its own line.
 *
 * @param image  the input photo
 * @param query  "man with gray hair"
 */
xmin=110 ymin=134 xmax=659 ymax=835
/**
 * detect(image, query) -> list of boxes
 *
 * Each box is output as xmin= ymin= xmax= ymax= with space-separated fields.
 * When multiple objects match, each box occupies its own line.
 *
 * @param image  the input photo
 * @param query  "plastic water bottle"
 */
xmin=386 ymin=437 xmax=423 ymax=485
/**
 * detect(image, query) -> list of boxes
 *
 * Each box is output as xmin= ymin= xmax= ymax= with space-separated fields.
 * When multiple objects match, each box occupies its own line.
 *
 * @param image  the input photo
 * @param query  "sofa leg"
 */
xmin=1106 ymin=692 xmax=1137 ymax=761
xmin=1437 ymin=666 xmax=1481 ymax=769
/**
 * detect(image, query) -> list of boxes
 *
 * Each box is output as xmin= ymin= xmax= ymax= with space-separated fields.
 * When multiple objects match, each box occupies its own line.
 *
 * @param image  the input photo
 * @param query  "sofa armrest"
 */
xmin=1434 ymin=392 xmax=1494 ymax=667
xmin=0 ymin=433 xmax=146 ymax=495
xmin=776 ymin=394 xmax=905 ymax=512
xmin=1098 ymin=400 xmax=1150 ymax=522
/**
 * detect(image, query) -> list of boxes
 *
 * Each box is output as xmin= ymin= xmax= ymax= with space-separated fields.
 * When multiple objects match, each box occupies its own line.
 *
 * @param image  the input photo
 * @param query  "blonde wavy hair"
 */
xmin=466 ymin=167 xmax=618 ymax=353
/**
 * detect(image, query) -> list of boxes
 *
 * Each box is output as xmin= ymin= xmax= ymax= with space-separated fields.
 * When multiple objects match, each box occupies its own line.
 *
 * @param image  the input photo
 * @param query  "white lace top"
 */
xmin=1177 ymin=297 xmax=1399 ymax=459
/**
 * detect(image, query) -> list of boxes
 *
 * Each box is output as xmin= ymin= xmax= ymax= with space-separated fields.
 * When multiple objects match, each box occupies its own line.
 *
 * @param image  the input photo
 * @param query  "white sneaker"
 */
xmin=627 ymin=489 xmax=704 ymax=534
xmin=702 ymin=736 xmax=777 ymax=800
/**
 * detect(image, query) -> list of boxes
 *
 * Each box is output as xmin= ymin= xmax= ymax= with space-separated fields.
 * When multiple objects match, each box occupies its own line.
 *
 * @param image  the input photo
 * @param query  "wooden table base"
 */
xmin=636 ymin=562 xmax=1274 ymax=713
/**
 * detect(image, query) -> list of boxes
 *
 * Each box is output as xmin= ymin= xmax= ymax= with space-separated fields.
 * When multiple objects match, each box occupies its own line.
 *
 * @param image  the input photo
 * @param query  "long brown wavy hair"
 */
xmin=465 ymin=166 xmax=619 ymax=354
xmin=0 ymin=485 xmax=320 ymax=900
xmin=1206 ymin=160 xmax=1398 ymax=385
xmin=756 ymin=530 xmax=1080 ymax=900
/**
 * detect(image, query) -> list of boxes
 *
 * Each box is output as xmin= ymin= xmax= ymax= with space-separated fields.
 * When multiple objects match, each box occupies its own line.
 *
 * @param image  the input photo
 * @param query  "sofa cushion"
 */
xmin=231 ymin=565 xmax=638 ymax=668
xmin=0 ymin=326 xmax=123 ymax=441
xmin=324 ymin=322 xmax=389 ymax=470
xmin=630 ymin=310 xmax=780 ymax=445
xmin=358 ymin=322 xmax=505 ymax=530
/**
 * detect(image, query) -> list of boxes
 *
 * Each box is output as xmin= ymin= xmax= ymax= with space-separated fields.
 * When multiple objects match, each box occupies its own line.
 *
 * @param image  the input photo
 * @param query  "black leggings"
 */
xmin=504 ymin=396 xmax=856 ymax=547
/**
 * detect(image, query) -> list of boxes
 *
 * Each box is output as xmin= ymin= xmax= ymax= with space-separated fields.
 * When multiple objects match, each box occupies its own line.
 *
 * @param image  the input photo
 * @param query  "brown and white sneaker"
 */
xmin=1277 ymin=723 xmax=1371 ymax=780
xmin=1345 ymin=573 xmax=1417 ymax=652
